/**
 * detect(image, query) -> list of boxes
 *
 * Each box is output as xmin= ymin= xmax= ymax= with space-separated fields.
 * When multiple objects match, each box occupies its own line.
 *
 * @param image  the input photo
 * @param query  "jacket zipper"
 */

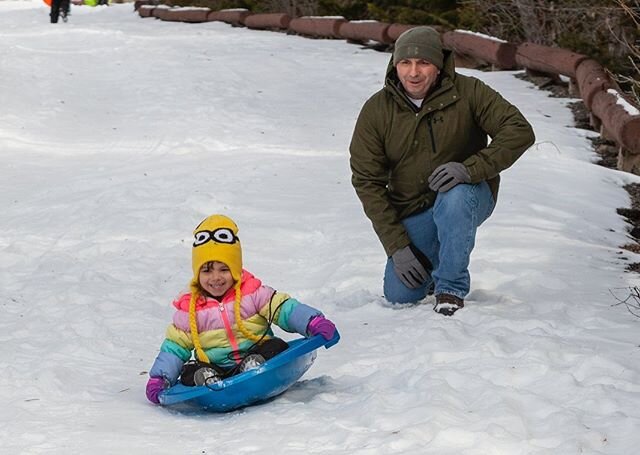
xmin=218 ymin=301 xmax=242 ymax=364
xmin=427 ymin=114 xmax=437 ymax=156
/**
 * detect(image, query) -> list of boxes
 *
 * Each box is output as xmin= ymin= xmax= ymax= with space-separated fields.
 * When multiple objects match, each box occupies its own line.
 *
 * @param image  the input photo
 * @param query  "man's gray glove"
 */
xmin=428 ymin=162 xmax=471 ymax=192
xmin=391 ymin=244 xmax=433 ymax=289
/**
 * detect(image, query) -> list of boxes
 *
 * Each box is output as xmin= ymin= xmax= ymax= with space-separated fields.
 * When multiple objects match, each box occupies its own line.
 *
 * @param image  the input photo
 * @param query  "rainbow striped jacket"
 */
xmin=149 ymin=270 xmax=321 ymax=384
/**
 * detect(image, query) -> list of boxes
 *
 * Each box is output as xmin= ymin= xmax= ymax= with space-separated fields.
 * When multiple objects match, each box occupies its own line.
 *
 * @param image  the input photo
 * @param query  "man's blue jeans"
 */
xmin=383 ymin=182 xmax=495 ymax=304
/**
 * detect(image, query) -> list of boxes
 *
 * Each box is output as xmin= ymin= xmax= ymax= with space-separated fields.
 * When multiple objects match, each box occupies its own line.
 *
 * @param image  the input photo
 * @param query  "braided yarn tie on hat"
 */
xmin=189 ymin=280 xmax=210 ymax=363
xmin=233 ymin=281 xmax=264 ymax=344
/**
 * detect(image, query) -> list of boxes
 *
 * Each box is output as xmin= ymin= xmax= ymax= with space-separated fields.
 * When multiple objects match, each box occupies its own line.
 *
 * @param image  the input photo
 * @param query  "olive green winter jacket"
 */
xmin=349 ymin=50 xmax=535 ymax=256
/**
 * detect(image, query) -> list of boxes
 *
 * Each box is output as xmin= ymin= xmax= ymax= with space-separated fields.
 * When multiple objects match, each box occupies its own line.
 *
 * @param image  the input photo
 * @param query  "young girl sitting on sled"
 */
xmin=146 ymin=214 xmax=337 ymax=404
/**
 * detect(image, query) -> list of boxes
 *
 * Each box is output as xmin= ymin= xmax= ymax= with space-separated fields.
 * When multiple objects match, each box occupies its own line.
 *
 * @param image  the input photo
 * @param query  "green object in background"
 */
xmin=84 ymin=0 xmax=98 ymax=5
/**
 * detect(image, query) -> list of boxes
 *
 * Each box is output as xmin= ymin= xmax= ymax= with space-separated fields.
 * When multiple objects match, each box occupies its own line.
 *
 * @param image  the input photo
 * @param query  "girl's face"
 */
xmin=199 ymin=261 xmax=234 ymax=299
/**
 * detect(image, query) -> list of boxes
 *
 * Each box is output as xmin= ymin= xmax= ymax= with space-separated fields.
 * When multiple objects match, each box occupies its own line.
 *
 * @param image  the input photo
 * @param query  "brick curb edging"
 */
xmin=133 ymin=2 xmax=640 ymax=174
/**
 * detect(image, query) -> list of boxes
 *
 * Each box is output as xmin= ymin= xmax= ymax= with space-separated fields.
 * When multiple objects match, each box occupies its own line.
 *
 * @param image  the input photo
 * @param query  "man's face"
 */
xmin=395 ymin=58 xmax=440 ymax=100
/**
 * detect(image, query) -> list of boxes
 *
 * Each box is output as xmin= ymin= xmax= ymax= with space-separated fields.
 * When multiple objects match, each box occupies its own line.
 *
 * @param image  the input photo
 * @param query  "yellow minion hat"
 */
xmin=191 ymin=214 xmax=242 ymax=282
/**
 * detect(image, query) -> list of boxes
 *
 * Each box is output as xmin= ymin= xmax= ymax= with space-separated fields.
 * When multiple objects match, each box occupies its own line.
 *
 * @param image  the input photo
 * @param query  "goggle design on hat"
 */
xmin=193 ymin=228 xmax=239 ymax=247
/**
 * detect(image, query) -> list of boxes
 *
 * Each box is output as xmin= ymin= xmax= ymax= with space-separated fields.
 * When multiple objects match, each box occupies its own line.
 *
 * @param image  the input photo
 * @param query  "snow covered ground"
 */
xmin=1 ymin=2 xmax=640 ymax=453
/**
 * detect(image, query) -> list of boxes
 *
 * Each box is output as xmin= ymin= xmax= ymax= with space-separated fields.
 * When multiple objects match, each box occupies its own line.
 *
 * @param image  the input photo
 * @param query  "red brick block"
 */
xmin=244 ymin=13 xmax=291 ymax=30
xmin=152 ymin=6 xmax=172 ymax=21
xmin=442 ymin=30 xmax=517 ymax=69
xmin=208 ymin=9 xmax=251 ymax=26
xmin=137 ymin=4 xmax=155 ymax=17
xmin=338 ymin=21 xmax=392 ymax=44
xmin=386 ymin=24 xmax=417 ymax=42
xmin=515 ymin=42 xmax=588 ymax=78
xmin=575 ymin=59 xmax=615 ymax=110
xmin=592 ymin=90 xmax=640 ymax=154
xmin=288 ymin=17 xmax=347 ymax=39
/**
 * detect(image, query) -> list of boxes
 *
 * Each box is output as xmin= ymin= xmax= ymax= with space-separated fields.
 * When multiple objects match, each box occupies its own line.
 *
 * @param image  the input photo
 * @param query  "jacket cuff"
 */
xmin=462 ymin=156 xmax=482 ymax=183
xmin=287 ymin=303 xmax=322 ymax=336
xmin=384 ymin=235 xmax=411 ymax=257
xmin=149 ymin=351 xmax=184 ymax=385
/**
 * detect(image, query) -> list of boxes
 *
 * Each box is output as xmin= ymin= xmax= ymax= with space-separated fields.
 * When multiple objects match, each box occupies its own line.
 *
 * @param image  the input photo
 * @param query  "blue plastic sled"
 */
xmin=158 ymin=331 xmax=340 ymax=412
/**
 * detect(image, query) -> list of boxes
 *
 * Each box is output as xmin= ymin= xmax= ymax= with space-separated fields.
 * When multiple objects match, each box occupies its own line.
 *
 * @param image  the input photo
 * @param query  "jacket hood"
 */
xmin=384 ymin=48 xmax=456 ymax=102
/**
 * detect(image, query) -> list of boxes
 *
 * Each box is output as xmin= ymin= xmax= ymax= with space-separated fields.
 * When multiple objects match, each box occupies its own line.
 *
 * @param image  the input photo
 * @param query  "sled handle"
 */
xmin=323 ymin=330 xmax=340 ymax=349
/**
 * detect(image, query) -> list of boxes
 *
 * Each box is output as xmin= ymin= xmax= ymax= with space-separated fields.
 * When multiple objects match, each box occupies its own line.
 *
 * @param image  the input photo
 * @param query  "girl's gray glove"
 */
xmin=391 ymin=244 xmax=432 ymax=289
xmin=428 ymin=162 xmax=470 ymax=192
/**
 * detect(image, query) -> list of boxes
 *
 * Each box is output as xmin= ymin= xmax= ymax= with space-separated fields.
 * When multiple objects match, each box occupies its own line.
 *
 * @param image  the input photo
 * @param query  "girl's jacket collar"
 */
xmin=172 ymin=269 xmax=262 ymax=311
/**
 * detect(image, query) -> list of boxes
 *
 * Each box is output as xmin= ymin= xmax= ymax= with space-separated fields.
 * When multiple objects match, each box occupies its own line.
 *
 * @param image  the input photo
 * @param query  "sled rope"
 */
xmin=233 ymin=281 xmax=264 ymax=344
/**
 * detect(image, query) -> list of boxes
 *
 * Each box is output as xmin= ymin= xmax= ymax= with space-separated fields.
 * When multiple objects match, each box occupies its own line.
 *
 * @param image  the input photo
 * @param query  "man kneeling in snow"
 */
xmin=349 ymin=27 xmax=535 ymax=315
